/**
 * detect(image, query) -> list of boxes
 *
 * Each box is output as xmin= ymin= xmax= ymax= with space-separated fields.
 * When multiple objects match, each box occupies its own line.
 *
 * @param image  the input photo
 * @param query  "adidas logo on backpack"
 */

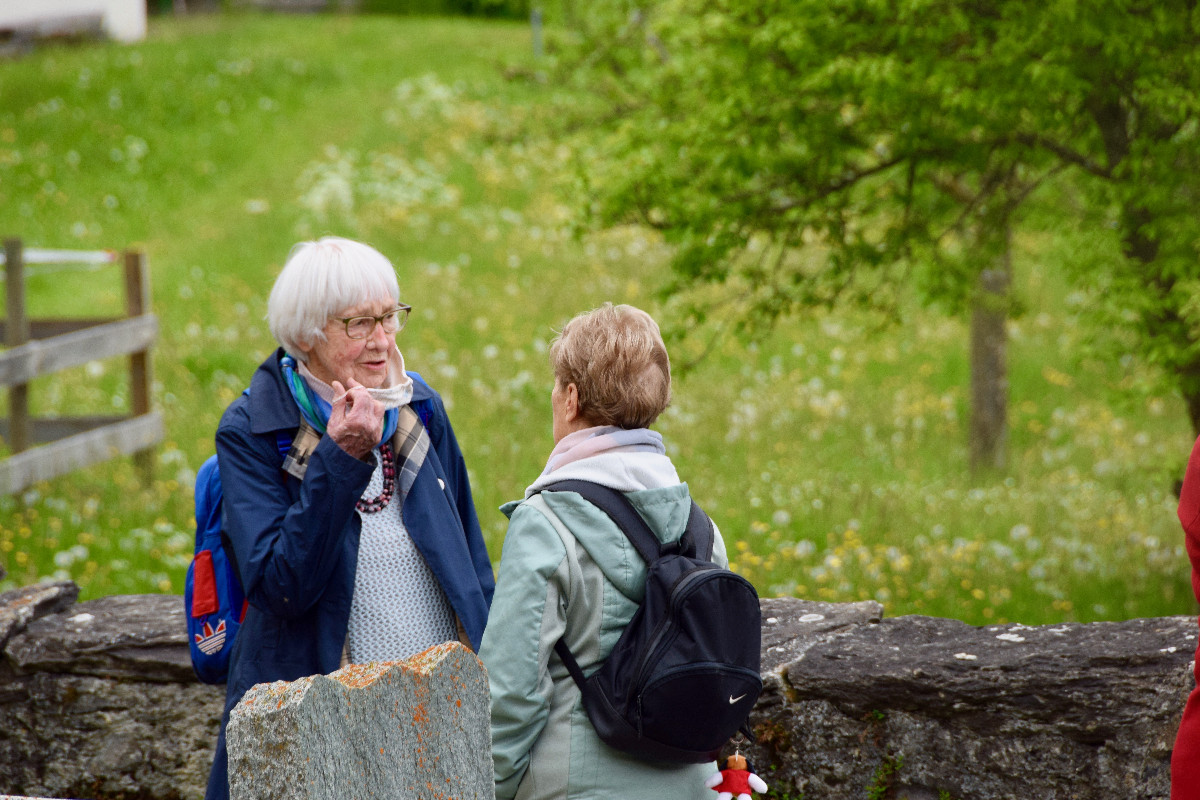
xmin=543 ymin=480 xmax=763 ymax=764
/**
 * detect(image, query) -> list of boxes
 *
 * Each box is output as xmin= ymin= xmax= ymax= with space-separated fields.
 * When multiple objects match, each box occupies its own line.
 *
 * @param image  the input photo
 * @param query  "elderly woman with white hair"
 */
xmin=204 ymin=237 xmax=494 ymax=800
xmin=480 ymin=303 xmax=729 ymax=800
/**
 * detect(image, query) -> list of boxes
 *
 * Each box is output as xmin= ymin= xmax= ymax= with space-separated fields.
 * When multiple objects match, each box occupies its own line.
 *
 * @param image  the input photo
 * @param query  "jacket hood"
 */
xmin=526 ymin=450 xmax=681 ymax=496
xmin=503 ymin=451 xmax=697 ymax=599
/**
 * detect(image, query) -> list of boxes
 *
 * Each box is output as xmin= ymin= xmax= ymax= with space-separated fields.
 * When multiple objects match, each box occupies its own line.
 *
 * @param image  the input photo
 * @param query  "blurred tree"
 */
xmin=554 ymin=0 xmax=1200 ymax=463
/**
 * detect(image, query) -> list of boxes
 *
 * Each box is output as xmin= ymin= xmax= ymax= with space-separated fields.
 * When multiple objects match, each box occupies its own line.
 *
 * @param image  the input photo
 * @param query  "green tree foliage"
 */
xmin=556 ymin=0 xmax=1200 ymax=433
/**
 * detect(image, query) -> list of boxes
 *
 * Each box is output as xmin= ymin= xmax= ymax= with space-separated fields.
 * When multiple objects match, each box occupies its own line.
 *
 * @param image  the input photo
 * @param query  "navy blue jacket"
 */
xmin=205 ymin=349 xmax=494 ymax=800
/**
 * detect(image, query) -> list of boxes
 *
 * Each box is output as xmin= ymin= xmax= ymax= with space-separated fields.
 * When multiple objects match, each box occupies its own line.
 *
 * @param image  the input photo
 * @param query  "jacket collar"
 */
xmin=247 ymin=348 xmax=301 ymax=435
xmin=409 ymin=369 xmax=435 ymax=404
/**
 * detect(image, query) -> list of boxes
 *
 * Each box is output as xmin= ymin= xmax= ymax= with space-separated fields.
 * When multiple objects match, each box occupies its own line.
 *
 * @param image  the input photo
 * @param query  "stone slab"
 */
xmin=748 ymin=606 xmax=1196 ymax=800
xmin=0 ymin=581 xmax=79 ymax=651
xmin=5 ymin=593 xmax=193 ymax=682
xmin=228 ymin=641 xmax=493 ymax=800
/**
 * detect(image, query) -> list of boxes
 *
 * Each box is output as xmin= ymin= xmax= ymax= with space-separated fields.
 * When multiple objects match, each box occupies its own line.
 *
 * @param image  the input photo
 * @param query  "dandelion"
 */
xmin=791 ymin=540 xmax=815 ymax=558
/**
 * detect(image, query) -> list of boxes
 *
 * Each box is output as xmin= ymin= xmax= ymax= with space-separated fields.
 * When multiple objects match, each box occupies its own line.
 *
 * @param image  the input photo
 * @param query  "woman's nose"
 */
xmin=368 ymin=319 xmax=391 ymax=347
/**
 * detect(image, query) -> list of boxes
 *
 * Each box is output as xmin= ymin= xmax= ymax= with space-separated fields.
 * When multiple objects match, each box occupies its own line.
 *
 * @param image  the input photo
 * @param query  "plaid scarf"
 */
xmin=277 ymin=354 xmax=430 ymax=487
xmin=393 ymin=404 xmax=431 ymax=503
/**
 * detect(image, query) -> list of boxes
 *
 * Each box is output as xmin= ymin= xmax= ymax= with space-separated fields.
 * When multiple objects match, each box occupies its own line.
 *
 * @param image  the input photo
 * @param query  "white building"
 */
xmin=0 ymin=0 xmax=147 ymax=44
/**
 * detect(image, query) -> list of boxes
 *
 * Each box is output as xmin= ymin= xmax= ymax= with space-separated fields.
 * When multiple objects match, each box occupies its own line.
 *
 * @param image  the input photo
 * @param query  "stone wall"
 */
xmin=0 ymin=583 xmax=223 ymax=800
xmin=747 ymin=597 xmax=1194 ymax=800
xmin=0 ymin=583 xmax=1193 ymax=799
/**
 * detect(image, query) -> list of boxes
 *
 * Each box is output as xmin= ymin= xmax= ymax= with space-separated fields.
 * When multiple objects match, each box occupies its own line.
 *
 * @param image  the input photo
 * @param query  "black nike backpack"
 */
xmin=542 ymin=480 xmax=763 ymax=764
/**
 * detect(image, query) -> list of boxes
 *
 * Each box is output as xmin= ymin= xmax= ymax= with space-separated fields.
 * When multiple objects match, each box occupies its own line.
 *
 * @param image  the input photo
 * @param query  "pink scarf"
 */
xmin=542 ymin=426 xmax=665 ymax=475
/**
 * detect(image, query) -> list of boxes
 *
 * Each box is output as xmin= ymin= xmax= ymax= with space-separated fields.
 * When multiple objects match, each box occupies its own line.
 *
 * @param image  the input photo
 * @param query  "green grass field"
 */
xmin=0 ymin=12 xmax=1193 ymax=627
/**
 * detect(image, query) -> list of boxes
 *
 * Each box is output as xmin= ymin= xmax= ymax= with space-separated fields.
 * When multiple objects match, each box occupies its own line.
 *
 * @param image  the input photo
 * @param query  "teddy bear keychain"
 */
xmin=705 ymin=739 xmax=768 ymax=800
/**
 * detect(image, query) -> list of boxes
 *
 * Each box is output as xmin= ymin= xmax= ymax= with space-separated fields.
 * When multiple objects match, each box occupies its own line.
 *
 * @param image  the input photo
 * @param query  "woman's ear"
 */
xmin=561 ymin=382 xmax=581 ymax=422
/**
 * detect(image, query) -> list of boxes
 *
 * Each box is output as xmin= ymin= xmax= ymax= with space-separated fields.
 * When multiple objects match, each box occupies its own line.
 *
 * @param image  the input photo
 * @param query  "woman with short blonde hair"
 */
xmin=481 ymin=303 xmax=727 ymax=800
xmin=550 ymin=303 xmax=672 ymax=430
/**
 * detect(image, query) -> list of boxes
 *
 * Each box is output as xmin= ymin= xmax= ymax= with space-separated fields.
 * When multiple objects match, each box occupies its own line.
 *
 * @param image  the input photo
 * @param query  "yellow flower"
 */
xmin=1042 ymin=366 xmax=1074 ymax=387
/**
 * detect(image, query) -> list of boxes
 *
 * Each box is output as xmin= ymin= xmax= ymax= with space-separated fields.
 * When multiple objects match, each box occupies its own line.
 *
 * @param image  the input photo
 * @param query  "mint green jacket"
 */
xmin=479 ymin=452 xmax=728 ymax=800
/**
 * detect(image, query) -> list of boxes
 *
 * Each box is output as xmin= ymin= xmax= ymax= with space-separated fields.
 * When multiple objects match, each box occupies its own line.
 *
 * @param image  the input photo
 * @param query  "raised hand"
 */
xmin=327 ymin=378 xmax=385 ymax=459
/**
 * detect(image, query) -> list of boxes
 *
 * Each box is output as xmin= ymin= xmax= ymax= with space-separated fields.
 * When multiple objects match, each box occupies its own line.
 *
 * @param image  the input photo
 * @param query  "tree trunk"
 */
xmin=969 ymin=260 xmax=1011 ymax=476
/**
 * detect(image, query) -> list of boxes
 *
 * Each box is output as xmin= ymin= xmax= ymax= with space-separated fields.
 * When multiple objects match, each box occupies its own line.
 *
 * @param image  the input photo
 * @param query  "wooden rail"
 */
xmin=0 ymin=238 xmax=161 ymax=495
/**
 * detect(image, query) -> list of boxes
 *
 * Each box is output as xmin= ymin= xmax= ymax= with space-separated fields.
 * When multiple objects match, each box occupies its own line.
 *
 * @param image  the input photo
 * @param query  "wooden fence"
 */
xmin=0 ymin=238 xmax=162 ymax=495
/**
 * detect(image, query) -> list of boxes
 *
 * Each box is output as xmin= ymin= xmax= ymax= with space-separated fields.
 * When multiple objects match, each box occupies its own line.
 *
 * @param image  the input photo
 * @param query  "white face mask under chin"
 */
xmin=295 ymin=348 xmax=414 ymax=409
xmin=367 ymin=382 xmax=412 ymax=410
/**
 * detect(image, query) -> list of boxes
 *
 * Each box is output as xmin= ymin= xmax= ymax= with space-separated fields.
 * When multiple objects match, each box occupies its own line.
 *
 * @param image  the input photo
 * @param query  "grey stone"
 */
xmin=0 ymin=587 xmax=224 ymax=800
xmin=6 ymin=593 xmax=194 ymax=682
xmin=0 ymin=672 xmax=223 ymax=800
xmin=746 ymin=599 xmax=1195 ymax=800
xmin=0 ymin=581 xmax=78 ymax=653
xmin=228 ymin=641 xmax=493 ymax=800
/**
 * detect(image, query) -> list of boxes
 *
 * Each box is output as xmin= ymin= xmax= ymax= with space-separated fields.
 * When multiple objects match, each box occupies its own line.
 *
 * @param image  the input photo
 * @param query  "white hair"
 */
xmin=267 ymin=237 xmax=401 ymax=360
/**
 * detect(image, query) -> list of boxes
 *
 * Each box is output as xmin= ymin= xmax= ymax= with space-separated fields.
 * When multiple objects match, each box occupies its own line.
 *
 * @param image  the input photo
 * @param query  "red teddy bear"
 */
xmin=705 ymin=753 xmax=768 ymax=800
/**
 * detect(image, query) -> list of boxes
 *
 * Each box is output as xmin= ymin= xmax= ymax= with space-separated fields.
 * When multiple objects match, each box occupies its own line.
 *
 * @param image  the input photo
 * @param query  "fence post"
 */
xmin=531 ymin=6 xmax=543 ymax=59
xmin=124 ymin=248 xmax=154 ymax=484
xmin=4 ymin=238 xmax=30 ymax=455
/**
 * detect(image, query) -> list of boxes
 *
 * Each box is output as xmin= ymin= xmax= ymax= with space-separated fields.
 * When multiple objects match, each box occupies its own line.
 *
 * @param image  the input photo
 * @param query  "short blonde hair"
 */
xmin=550 ymin=303 xmax=671 ymax=429
xmin=267 ymin=237 xmax=401 ymax=360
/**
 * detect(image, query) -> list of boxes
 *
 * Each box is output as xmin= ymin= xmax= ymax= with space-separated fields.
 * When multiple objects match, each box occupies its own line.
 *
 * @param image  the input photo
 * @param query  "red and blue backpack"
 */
xmin=184 ymin=429 xmax=291 ymax=684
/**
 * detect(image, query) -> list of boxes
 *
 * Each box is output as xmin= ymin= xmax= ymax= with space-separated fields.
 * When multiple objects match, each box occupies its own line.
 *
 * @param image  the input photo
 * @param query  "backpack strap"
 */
xmin=407 ymin=370 xmax=436 ymax=429
xmin=539 ymin=479 xmax=715 ymax=697
xmin=683 ymin=499 xmax=715 ymax=562
xmin=542 ymin=480 xmax=662 ymax=562
xmin=553 ymin=639 xmax=589 ymax=692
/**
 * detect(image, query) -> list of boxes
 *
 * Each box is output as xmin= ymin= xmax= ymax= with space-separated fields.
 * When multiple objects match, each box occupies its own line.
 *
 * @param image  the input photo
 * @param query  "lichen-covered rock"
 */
xmin=227 ymin=641 xmax=493 ymax=800
xmin=0 ymin=673 xmax=224 ymax=799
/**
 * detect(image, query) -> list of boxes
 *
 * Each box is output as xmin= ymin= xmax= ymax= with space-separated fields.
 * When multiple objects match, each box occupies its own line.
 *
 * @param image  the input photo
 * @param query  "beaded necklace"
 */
xmin=357 ymin=443 xmax=396 ymax=514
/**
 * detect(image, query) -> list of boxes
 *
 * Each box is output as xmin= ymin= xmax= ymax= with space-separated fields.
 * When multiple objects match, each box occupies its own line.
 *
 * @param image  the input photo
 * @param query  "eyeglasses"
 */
xmin=333 ymin=304 xmax=411 ymax=339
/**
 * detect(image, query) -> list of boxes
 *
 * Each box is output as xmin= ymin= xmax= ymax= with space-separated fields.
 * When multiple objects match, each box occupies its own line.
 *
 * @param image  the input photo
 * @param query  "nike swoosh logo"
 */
xmin=729 ymin=693 xmax=747 ymax=704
